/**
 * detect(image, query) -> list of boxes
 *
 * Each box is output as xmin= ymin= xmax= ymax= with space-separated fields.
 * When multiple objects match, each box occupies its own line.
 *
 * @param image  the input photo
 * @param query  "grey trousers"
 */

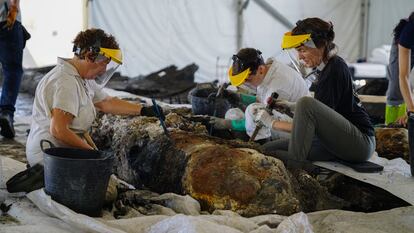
xmin=262 ymin=96 xmax=375 ymax=163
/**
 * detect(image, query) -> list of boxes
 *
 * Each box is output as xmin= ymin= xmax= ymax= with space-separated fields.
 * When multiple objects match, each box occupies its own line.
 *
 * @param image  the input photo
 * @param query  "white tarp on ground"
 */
xmin=1 ymin=156 xmax=414 ymax=233
xmin=314 ymin=153 xmax=414 ymax=206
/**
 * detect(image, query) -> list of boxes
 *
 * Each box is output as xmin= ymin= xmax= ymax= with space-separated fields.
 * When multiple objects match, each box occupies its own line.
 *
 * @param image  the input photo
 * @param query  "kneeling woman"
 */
xmin=26 ymin=28 xmax=159 ymax=166
xmin=256 ymin=18 xmax=375 ymax=163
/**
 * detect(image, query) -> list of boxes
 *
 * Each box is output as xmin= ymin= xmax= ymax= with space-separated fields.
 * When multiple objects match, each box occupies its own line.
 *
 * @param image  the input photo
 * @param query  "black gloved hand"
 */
xmin=222 ymin=90 xmax=241 ymax=105
xmin=140 ymin=104 xmax=164 ymax=118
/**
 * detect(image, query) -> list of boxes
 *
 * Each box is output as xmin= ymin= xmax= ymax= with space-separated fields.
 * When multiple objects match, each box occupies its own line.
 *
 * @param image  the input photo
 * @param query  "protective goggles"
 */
xmin=281 ymin=32 xmax=317 ymax=76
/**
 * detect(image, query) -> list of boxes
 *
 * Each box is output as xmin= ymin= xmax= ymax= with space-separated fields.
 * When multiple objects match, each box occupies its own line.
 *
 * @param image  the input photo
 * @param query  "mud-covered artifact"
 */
xmin=92 ymin=111 xmax=348 ymax=216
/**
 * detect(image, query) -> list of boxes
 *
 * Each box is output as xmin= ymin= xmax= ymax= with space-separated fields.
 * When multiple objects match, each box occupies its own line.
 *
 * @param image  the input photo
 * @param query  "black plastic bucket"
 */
xmin=41 ymin=140 xmax=114 ymax=217
xmin=188 ymin=85 xmax=231 ymax=118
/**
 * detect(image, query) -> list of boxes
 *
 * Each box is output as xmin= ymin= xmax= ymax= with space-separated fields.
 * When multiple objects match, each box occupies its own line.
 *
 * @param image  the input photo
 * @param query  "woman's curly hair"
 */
xmin=72 ymin=28 xmax=119 ymax=59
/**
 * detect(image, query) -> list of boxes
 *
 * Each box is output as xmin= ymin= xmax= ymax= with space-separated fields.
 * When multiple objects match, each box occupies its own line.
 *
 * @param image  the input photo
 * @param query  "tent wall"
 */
xmin=242 ymin=0 xmax=362 ymax=68
xmin=90 ymin=0 xmax=363 ymax=82
xmin=90 ymin=0 xmax=237 ymax=82
xmin=367 ymin=0 xmax=414 ymax=58
xmin=20 ymin=0 xmax=83 ymax=68
xmin=20 ymin=0 xmax=413 ymax=82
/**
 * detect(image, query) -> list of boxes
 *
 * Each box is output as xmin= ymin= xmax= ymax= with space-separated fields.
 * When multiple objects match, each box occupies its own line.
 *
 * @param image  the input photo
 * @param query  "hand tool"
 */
xmin=249 ymin=92 xmax=279 ymax=142
xmin=152 ymin=98 xmax=169 ymax=137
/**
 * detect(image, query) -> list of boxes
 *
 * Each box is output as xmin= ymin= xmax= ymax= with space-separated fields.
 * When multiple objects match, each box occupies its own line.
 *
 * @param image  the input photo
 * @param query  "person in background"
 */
xmin=209 ymin=48 xmax=309 ymax=141
xmin=385 ymin=11 xmax=414 ymax=125
xmin=393 ymin=11 xmax=414 ymax=175
xmin=0 ymin=0 xmax=30 ymax=138
xmin=256 ymin=18 xmax=375 ymax=165
xmin=26 ymin=28 xmax=161 ymax=166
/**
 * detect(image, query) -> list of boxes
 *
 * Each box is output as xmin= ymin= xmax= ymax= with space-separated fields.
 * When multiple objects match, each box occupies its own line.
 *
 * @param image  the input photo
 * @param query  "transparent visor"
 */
xmin=90 ymin=53 xmax=121 ymax=90
xmin=283 ymin=39 xmax=317 ymax=79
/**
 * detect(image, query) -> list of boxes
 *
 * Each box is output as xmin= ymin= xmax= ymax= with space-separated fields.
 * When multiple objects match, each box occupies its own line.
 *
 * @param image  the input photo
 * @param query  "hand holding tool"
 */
xmin=249 ymin=92 xmax=278 ymax=142
xmin=152 ymin=99 xmax=169 ymax=137
xmin=209 ymin=83 xmax=229 ymax=135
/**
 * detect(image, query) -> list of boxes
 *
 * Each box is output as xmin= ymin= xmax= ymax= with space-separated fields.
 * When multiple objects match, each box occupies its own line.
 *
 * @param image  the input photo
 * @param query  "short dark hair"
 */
xmin=292 ymin=18 xmax=336 ymax=61
xmin=232 ymin=48 xmax=264 ymax=75
xmin=72 ymin=28 xmax=119 ymax=59
xmin=393 ymin=11 xmax=414 ymax=42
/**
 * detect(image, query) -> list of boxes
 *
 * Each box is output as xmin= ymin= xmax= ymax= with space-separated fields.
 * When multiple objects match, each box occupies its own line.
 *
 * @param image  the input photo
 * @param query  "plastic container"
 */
xmin=41 ymin=140 xmax=114 ymax=217
xmin=188 ymin=85 xmax=231 ymax=118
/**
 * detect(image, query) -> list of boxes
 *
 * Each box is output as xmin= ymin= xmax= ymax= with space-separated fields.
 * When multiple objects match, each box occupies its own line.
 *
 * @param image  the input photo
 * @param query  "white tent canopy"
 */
xmin=21 ymin=0 xmax=414 ymax=82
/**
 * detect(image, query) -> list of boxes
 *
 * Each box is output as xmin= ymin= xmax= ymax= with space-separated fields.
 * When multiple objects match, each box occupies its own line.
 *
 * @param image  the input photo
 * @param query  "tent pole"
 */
xmin=236 ymin=0 xmax=245 ymax=50
xmin=253 ymin=0 xmax=294 ymax=30
xmin=82 ymin=0 xmax=89 ymax=30
xmin=360 ymin=0 xmax=370 ymax=59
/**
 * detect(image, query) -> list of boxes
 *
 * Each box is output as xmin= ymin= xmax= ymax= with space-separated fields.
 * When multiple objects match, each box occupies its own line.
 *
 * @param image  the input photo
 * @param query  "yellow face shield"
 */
xmin=89 ymin=47 xmax=123 ymax=90
xmin=228 ymin=66 xmax=251 ymax=87
xmin=99 ymin=47 xmax=123 ymax=64
xmin=281 ymin=32 xmax=318 ymax=83
xmin=281 ymin=32 xmax=314 ymax=49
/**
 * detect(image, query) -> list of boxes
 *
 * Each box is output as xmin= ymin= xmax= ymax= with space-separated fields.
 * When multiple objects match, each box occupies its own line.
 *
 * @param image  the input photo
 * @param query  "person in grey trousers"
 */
xmin=255 ymin=17 xmax=376 ymax=165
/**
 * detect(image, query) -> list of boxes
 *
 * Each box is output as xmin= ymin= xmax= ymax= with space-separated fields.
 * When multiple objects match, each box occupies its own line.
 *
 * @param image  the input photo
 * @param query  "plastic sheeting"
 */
xmin=313 ymin=153 xmax=414 ymax=205
xmin=1 ymin=149 xmax=414 ymax=232
xmin=26 ymin=189 xmax=315 ymax=233
xmin=1 ymin=154 xmax=314 ymax=233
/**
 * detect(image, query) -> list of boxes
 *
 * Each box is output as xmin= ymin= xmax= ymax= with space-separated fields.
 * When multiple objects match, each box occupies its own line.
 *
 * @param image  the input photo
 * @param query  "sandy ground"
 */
xmin=0 ymin=92 xmax=33 ymax=164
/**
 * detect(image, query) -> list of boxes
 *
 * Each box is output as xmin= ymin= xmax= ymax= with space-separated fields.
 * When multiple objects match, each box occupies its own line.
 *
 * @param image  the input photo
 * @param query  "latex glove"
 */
xmin=209 ymin=117 xmax=232 ymax=130
xmin=254 ymin=110 xmax=274 ymax=129
xmin=140 ymin=104 xmax=164 ymax=118
xmin=4 ymin=5 xmax=18 ymax=30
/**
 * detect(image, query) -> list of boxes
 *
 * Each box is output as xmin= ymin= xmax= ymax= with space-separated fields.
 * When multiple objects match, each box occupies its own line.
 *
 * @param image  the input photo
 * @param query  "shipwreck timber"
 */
xmin=91 ymin=109 xmax=355 ymax=216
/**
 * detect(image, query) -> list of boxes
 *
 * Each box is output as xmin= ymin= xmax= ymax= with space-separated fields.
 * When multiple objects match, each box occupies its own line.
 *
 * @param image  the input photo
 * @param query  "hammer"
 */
xmin=249 ymin=92 xmax=279 ymax=142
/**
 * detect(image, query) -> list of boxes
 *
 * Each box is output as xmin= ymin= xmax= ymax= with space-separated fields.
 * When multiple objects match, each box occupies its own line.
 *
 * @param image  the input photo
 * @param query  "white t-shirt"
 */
xmin=26 ymin=58 xmax=108 ymax=165
xmin=245 ymin=58 xmax=310 ymax=140
xmin=256 ymin=58 xmax=310 ymax=104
